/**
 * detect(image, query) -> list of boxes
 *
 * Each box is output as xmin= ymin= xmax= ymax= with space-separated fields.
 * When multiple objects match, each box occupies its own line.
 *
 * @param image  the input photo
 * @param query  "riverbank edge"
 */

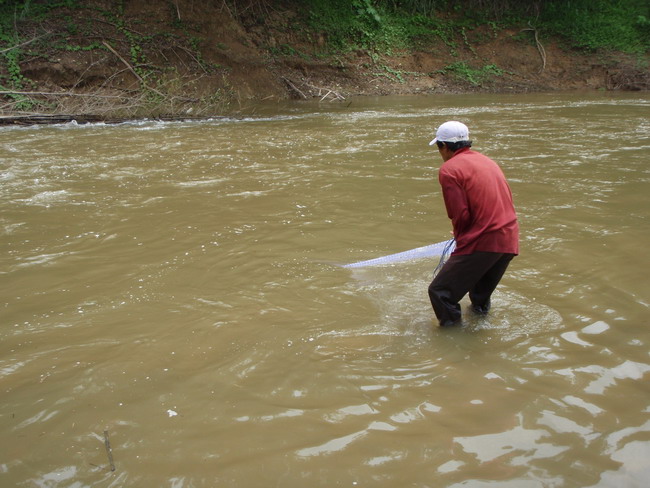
xmin=1 ymin=1 xmax=648 ymax=126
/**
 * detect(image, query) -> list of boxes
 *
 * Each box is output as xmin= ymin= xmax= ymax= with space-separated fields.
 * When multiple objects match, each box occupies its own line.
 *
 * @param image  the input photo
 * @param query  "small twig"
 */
xmin=101 ymin=67 xmax=140 ymax=90
xmin=171 ymin=45 xmax=210 ymax=74
xmin=103 ymin=430 xmax=115 ymax=472
xmin=101 ymin=42 xmax=198 ymax=103
xmin=102 ymin=41 xmax=167 ymax=97
xmin=305 ymin=81 xmax=345 ymax=101
xmin=0 ymin=33 xmax=50 ymax=54
xmin=219 ymin=0 xmax=234 ymax=18
xmin=170 ymin=47 xmax=191 ymax=71
xmin=72 ymin=55 xmax=111 ymax=90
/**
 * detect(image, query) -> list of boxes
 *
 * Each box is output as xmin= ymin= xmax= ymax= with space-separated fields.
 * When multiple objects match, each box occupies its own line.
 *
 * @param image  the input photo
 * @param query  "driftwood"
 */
xmin=0 ymin=113 xmax=230 ymax=126
xmin=0 ymin=114 xmax=123 ymax=125
xmin=103 ymin=430 xmax=116 ymax=472
xmin=282 ymin=77 xmax=307 ymax=99
xmin=0 ymin=90 xmax=127 ymax=99
xmin=607 ymin=65 xmax=650 ymax=91
xmin=282 ymin=77 xmax=345 ymax=101
xmin=310 ymin=83 xmax=345 ymax=102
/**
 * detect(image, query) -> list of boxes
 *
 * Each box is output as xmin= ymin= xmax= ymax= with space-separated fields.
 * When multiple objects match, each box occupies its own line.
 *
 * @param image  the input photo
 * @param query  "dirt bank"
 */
xmin=1 ymin=0 xmax=648 ymax=123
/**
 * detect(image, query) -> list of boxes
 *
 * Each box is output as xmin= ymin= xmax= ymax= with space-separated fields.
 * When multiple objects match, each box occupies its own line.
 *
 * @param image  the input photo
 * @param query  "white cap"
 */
xmin=429 ymin=121 xmax=470 ymax=146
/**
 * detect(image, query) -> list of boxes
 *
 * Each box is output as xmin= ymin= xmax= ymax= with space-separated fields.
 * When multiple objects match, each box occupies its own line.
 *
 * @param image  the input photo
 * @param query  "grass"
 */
xmin=437 ymin=61 xmax=505 ymax=86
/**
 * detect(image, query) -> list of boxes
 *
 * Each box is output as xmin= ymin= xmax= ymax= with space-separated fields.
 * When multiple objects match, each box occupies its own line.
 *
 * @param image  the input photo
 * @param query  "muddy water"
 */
xmin=1 ymin=92 xmax=649 ymax=487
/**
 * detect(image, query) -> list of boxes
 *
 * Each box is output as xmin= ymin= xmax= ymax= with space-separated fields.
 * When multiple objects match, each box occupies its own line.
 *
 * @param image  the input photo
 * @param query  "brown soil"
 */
xmin=2 ymin=0 xmax=648 ymax=122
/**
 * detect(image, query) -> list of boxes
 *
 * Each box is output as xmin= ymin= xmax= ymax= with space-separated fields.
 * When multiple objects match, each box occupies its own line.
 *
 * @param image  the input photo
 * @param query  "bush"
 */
xmin=539 ymin=0 xmax=650 ymax=53
xmin=299 ymin=0 xmax=452 ymax=52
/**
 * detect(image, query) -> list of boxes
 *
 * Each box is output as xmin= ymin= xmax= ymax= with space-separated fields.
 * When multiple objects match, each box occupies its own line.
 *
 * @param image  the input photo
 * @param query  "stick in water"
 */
xmin=103 ymin=430 xmax=116 ymax=472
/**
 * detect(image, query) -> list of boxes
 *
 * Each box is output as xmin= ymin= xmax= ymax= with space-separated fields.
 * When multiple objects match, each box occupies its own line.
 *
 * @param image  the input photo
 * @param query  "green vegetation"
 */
xmin=437 ymin=61 xmax=504 ymax=86
xmin=0 ymin=0 xmax=231 ymax=115
xmin=298 ymin=0 xmax=649 ymax=54
xmin=0 ymin=0 xmax=647 ymax=117
xmin=300 ymin=0 xmax=451 ymax=53
xmin=294 ymin=0 xmax=647 ymax=88
xmin=539 ymin=0 xmax=649 ymax=53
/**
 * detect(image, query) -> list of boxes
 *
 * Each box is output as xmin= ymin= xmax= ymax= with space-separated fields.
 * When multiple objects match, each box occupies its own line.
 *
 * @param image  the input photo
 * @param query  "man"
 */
xmin=428 ymin=121 xmax=519 ymax=327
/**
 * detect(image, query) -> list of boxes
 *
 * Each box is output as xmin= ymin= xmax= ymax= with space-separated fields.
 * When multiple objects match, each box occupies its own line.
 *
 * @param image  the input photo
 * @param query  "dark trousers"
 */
xmin=428 ymin=252 xmax=515 ymax=326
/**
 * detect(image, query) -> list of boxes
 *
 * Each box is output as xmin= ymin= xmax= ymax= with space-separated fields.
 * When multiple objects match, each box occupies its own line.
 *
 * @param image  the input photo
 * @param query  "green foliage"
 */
xmin=60 ymin=41 xmax=102 ymax=52
xmin=0 ymin=29 xmax=23 ymax=88
xmin=0 ymin=82 xmax=37 ymax=109
xmin=438 ymin=61 xmax=504 ymax=86
xmin=0 ymin=0 xmax=80 ymax=90
xmin=0 ymin=54 xmax=23 ymax=87
xmin=299 ymin=0 xmax=454 ymax=53
xmin=302 ymin=0 xmax=385 ymax=50
xmin=0 ymin=0 xmax=647 ymax=117
xmin=299 ymin=0 xmax=648 ymax=54
xmin=637 ymin=15 xmax=650 ymax=46
xmin=0 ymin=0 xmax=77 ymax=21
xmin=539 ymin=0 xmax=649 ymax=53
xmin=269 ymin=43 xmax=311 ymax=60
xmin=372 ymin=64 xmax=420 ymax=82
xmin=381 ymin=0 xmax=444 ymax=16
xmin=354 ymin=0 xmax=381 ymax=23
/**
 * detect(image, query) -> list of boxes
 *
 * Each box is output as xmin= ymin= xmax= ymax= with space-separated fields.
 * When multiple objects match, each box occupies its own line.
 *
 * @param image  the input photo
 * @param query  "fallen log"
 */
xmin=0 ymin=113 xmax=230 ymax=126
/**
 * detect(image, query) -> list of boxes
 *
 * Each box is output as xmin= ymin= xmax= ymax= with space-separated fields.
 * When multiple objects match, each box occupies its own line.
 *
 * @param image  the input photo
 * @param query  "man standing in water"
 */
xmin=428 ymin=121 xmax=519 ymax=327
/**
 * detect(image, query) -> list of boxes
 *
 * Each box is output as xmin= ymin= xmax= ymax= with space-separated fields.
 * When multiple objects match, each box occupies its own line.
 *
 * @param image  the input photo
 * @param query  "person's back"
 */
xmin=439 ymin=147 xmax=518 ymax=255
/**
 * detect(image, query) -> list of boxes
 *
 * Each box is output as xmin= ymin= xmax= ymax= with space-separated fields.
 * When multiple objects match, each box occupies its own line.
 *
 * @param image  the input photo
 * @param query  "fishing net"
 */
xmin=343 ymin=238 xmax=456 ymax=270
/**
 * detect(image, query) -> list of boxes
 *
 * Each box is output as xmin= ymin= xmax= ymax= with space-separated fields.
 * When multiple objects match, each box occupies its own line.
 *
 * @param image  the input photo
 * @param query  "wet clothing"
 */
xmin=429 ymin=147 xmax=518 ymax=326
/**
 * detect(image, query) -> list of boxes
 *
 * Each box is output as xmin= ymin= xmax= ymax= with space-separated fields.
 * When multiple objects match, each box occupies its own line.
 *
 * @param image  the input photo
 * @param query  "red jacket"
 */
xmin=438 ymin=147 xmax=519 ymax=256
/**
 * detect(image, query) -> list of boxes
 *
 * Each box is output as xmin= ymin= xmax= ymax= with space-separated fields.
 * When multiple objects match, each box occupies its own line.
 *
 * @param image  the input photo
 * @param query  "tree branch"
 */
xmin=521 ymin=25 xmax=546 ymax=73
xmin=102 ymin=41 xmax=167 ymax=98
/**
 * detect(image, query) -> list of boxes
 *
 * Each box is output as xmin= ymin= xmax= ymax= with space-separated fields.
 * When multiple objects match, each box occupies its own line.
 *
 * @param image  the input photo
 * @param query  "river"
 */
xmin=1 ymin=92 xmax=649 ymax=487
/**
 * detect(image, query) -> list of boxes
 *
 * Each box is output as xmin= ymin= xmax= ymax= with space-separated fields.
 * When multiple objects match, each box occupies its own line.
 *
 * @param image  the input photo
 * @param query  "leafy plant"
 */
xmin=373 ymin=64 xmax=420 ymax=82
xmin=438 ymin=61 xmax=504 ymax=86
xmin=300 ymin=0 xmax=455 ymax=54
xmin=539 ymin=0 xmax=649 ymax=53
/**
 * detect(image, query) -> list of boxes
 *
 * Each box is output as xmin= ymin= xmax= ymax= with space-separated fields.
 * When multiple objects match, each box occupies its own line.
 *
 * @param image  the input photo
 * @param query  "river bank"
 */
xmin=1 ymin=0 xmax=648 ymax=124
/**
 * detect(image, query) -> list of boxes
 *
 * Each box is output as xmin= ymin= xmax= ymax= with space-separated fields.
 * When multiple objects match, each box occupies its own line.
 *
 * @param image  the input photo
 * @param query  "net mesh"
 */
xmin=343 ymin=238 xmax=456 ymax=269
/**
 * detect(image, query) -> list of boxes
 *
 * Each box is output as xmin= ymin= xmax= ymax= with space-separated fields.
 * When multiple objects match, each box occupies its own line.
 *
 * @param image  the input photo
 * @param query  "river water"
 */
xmin=1 ymin=92 xmax=649 ymax=487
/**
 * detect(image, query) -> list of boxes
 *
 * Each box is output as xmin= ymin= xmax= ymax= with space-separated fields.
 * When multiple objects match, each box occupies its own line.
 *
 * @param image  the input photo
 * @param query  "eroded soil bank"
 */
xmin=1 ymin=0 xmax=648 ymax=123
